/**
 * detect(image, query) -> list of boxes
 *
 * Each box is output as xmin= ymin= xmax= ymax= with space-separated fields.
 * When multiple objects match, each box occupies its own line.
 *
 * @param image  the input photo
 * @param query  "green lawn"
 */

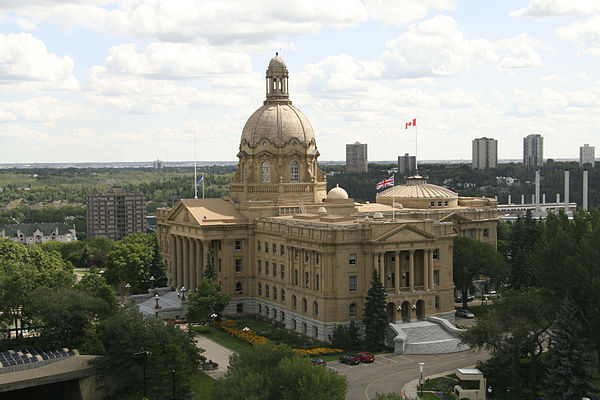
xmin=192 ymin=325 xmax=251 ymax=353
xmin=190 ymin=370 xmax=216 ymax=400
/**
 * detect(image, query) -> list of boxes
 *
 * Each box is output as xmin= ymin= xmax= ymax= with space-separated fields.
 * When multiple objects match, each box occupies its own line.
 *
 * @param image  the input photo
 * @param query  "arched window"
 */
xmin=273 ymin=287 xmax=278 ymax=300
xmin=261 ymin=162 xmax=270 ymax=183
xmin=313 ymin=301 xmax=319 ymax=316
xmin=290 ymin=161 xmax=299 ymax=182
xmin=302 ymin=298 xmax=307 ymax=312
xmin=281 ymin=289 xmax=285 ymax=302
xmin=292 ymin=295 xmax=297 ymax=310
xmin=281 ymin=311 xmax=285 ymax=322
xmin=258 ymin=283 xmax=262 ymax=296
xmin=235 ymin=282 xmax=242 ymax=294
xmin=265 ymin=285 xmax=270 ymax=297
xmin=242 ymin=162 xmax=246 ymax=182
xmin=349 ymin=303 xmax=357 ymax=318
xmin=313 ymin=326 xmax=318 ymax=338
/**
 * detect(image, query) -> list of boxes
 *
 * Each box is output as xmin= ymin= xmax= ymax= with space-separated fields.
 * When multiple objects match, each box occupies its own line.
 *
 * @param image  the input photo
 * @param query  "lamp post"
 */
xmin=171 ymin=369 xmax=176 ymax=400
xmin=243 ymin=327 xmax=250 ymax=333
xmin=149 ymin=275 xmax=155 ymax=289
xmin=418 ymin=362 xmax=425 ymax=398
xmin=125 ymin=283 xmax=131 ymax=297
xmin=181 ymin=286 xmax=186 ymax=301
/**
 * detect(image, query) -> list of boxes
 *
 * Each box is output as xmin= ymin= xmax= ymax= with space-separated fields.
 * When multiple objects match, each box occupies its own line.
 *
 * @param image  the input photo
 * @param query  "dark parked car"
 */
xmin=339 ymin=354 xmax=360 ymax=365
xmin=311 ymin=358 xmax=327 ymax=366
xmin=357 ymin=352 xmax=375 ymax=363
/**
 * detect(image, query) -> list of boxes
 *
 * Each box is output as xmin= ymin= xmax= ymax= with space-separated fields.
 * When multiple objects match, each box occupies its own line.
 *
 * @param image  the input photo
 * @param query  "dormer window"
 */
xmin=261 ymin=162 xmax=270 ymax=183
xmin=263 ymin=141 xmax=268 ymax=146
xmin=290 ymin=161 xmax=299 ymax=182
xmin=292 ymin=141 xmax=296 ymax=146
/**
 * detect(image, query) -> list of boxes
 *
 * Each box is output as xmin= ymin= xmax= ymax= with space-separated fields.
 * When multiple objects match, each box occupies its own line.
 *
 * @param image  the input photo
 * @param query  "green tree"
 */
xmin=105 ymin=233 xmax=159 ymax=291
xmin=186 ymin=278 xmax=231 ymax=324
xmin=75 ymin=274 xmax=118 ymax=311
xmin=329 ymin=321 xmax=362 ymax=350
xmin=149 ymin=232 xmax=167 ymax=287
xmin=95 ymin=306 xmax=203 ymax=400
xmin=211 ymin=343 xmax=347 ymax=400
xmin=204 ymin=248 xmax=216 ymax=280
xmin=363 ymin=269 xmax=388 ymax=350
xmin=0 ymin=239 xmax=73 ymax=337
xmin=506 ymin=211 xmax=540 ymax=289
xmin=543 ymin=296 xmax=598 ymax=400
xmin=453 ymin=236 xmax=507 ymax=310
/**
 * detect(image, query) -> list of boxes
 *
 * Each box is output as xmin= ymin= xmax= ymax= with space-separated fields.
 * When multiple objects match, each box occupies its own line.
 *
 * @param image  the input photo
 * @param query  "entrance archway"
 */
xmin=401 ymin=301 xmax=410 ymax=322
xmin=416 ymin=300 xmax=425 ymax=321
xmin=386 ymin=302 xmax=396 ymax=322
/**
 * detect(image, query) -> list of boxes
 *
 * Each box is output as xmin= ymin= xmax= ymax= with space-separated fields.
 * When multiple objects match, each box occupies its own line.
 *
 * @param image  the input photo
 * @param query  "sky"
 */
xmin=0 ymin=0 xmax=599 ymax=164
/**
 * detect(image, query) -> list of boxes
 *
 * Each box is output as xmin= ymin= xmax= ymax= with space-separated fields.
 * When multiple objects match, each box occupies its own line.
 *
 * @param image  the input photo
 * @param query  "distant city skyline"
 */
xmin=0 ymin=0 xmax=599 ymax=163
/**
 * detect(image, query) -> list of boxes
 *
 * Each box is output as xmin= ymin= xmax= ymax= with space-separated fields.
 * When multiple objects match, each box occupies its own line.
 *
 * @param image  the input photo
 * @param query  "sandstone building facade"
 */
xmin=157 ymin=54 xmax=498 ymax=342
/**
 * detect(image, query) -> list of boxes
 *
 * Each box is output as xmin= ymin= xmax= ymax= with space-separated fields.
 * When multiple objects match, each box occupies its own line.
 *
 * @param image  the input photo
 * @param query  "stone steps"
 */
xmin=390 ymin=320 xmax=470 ymax=355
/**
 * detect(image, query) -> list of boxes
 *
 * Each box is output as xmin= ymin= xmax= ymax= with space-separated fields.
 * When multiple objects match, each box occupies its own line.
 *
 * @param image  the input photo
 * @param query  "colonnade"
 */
xmin=169 ymin=235 xmax=207 ymax=291
xmin=372 ymin=248 xmax=435 ymax=293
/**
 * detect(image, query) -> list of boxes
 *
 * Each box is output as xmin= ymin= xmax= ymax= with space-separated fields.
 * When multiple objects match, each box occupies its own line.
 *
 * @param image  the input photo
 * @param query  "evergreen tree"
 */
xmin=204 ymin=248 xmax=216 ymax=280
xmin=363 ymin=269 xmax=388 ymax=350
xmin=149 ymin=233 xmax=167 ymax=287
xmin=543 ymin=296 xmax=598 ymax=400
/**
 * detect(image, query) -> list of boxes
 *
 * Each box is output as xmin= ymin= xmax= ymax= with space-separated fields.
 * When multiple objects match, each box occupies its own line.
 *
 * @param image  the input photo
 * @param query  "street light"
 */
xmin=133 ymin=351 xmax=148 ymax=399
xmin=180 ymin=286 xmax=186 ymax=301
xmin=418 ymin=362 xmax=425 ymax=398
xmin=171 ymin=369 xmax=176 ymax=400
xmin=125 ymin=283 xmax=131 ymax=298
xmin=242 ymin=327 xmax=250 ymax=332
xmin=149 ymin=275 xmax=155 ymax=289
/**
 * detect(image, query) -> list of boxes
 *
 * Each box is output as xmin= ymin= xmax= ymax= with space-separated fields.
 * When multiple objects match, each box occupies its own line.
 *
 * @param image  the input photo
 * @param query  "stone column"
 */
xmin=423 ymin=250 xmax=429 ymax=291
xmin=189 ymin=238 xmax=197 ymax=291
xmin=177 ymin=236 xmax=183 ymax=288
xmin=409 ymin=250 xmax=415 ymax=292
xmin=429 ymin=249 xmax=434 ymax=290
xmin=196 ymin=239 xmax=203 ymax=286
xmin=182 ymin=237 xmax=189 ymax=290
xmin=169 ymin=235 xmax=176 ymax=288
xmin=394 ymin=251 xmax=400 ymax=292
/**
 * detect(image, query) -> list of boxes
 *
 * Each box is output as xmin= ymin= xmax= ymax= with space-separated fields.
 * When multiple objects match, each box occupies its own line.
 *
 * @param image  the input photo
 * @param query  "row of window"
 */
xmin=257 ymin=260 xmax=285 ymax=279
xmin=257 ymin=241 xmax=285 ymax=256
xmin=257 ymin=161 xmax=299 ymax=183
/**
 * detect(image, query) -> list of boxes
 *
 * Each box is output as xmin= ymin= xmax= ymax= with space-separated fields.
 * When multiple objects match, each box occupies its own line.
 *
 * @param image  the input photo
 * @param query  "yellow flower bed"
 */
xmin=293 ymin=347 xmax=344 ymax=356
xmin=221 ymin=326 xmax=269 ymax=345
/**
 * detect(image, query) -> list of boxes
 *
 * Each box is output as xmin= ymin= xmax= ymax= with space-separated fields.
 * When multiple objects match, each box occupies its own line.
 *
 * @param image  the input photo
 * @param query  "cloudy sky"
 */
xmin=0 ymin=0 xmax=599 ymax=163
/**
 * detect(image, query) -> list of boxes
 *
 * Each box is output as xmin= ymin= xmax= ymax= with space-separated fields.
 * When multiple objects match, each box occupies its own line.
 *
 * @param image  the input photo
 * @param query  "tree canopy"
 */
xmin=186 ymin=278 xmax=231 ymax=324
xmin=363 ymin=269 xmax=388 ymax=350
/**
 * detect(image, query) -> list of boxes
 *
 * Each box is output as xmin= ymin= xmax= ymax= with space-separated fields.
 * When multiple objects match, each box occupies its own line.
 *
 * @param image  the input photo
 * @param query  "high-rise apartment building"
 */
xmin=523 ymin=134 xmax=543 ymax=167
xmin=87 ymin=187 xmax=146 ymax=240
xmin=580 ymin=144 xmax=595 ymax=167
xmin=346 ymin=142 xmax=368 ymax=173
xmin=398 ymin=153 xmax=417 ymax=176
xmin=472 ymin=137 xmax=497 ymax=170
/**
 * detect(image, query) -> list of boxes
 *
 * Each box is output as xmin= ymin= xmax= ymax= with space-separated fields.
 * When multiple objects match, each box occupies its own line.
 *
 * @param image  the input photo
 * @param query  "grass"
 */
xmin=192 ymin=325 xmax=251 ymax=353
xmin=190 ymin=370 xmax=216 ymax=400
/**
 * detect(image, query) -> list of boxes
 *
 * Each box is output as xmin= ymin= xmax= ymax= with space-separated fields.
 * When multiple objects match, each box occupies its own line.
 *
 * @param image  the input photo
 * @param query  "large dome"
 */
xmin=376 ymin=175 xmax=458 ymax=208
xmin=241 ymin=103 xmax=315 ymax=148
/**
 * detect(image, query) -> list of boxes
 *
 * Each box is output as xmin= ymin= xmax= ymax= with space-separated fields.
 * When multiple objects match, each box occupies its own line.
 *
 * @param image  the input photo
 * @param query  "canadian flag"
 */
xmin=405 ymin=118 xmax=416 ymax=129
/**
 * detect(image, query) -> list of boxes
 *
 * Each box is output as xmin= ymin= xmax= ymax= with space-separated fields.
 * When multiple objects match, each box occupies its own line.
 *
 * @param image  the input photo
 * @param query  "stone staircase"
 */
xmin=389 ymin=321 xmax=470 ymax=355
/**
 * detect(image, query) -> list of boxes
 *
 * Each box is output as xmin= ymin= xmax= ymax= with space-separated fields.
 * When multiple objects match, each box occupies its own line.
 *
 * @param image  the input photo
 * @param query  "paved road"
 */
xmin=331 ymin=349 xmax=490 ymax=400
xmin=194 ymin=335 xmax=233 ymax=379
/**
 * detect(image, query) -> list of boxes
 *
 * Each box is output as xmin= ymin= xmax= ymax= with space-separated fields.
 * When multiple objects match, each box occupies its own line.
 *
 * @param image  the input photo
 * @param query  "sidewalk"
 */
xmin=194 ymin=334 xmax=233 ymax=379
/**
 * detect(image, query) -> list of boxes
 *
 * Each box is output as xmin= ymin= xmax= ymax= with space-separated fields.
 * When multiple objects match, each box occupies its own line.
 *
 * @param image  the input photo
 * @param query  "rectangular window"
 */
xmin=433 ymin=269 xmax=439 ymax=286
xmin=281 ymin=245 xmax=285 ymax=256
xmin=305 ymin=251 xmax=309 ymax=263
xmin=235 ymin=239 xmax=242 ymax=250
xmin=466 ymin=229 xmax=474 ymax=239
xmin=349 ymin=253 xmax=357 ymax=265
xmin=258 ymin=260 xmax=262 ymax=274
xmin=235 ymin=259 xmax=242 ymax=273
xmin=349 ymin=275 xmax=357 ymax=292
xmin=273 ymin=263 xmax=277 ymax=277
xmin=273 ymin=243 xmax=277 ymax=254
xmin=265 ymin=261 xmax=269 ymax=276
xmin=218 ymin=258 xmax=222 ymax=272
xmin=433 ymin=249 xmax=439 ymax=260
xmin=265 ymin=242 xmax=269 ymax=253
xmin=257 ymin=241 xmax=261 ymax=251
xmin=316 ymin=253 xmax=320 ymax=264
xmin=483 ymin=228 xmax=489 ymax=238
xmin=281 ymin=265 xmax=285 ymax=279
xmin=438 ymin=201 xmax=443 ymax=206
xmin=305 ymin=272 xmax=309 ymax=288
xmin=316 ymin=274 xmax=320 ymax=290
xmin=295 ymin=270 xmax=299 ymax=285
xmin=237 ymin=303 xmax=244 ymax=313
xmin=430 ymin=201 xmax=435 ymax=207
xmin=295 ymin=249 xmax=299 ymax=260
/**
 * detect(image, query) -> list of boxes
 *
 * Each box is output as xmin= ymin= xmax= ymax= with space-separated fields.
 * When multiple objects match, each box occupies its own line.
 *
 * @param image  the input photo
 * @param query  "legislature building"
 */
xmin=157 ymin=54 xmax=497 ymax=342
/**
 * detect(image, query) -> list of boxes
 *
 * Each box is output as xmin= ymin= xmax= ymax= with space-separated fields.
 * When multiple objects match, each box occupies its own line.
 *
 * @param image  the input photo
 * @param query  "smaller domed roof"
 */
xmin=327 ymin=184 xmax=348 ymax=200
xmin=317 ymin=207 xmax=327 ymax=214
xmin=377 ymin=175 xmax=457 ymax=200
xmin=268 ymin=53 xmax=287 ymax=70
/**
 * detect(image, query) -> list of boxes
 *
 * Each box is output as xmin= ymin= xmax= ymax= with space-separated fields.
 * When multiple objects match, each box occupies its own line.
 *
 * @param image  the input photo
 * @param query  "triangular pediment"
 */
xmin=166 ymin=202 xmax=200 ymax=225
xmin=372 ymin=224 xmax=435 ymax=243
xmin=439 ymin=212 xmax=471 ymax=223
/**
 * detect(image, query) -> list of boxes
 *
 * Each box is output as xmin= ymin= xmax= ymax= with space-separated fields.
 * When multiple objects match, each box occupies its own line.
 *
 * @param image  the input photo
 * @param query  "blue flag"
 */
xmin=196 ymin=175 xmax=204 ymax=186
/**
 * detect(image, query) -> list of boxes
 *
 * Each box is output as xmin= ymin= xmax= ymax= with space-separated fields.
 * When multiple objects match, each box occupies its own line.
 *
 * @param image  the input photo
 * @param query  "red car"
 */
xmin=357 ymin=352 xmax=375 ymax=363
xmin=311 ymin=358 xmax=327 ymax=366
xmin=339 ymin=354 xmax=360 ymax=365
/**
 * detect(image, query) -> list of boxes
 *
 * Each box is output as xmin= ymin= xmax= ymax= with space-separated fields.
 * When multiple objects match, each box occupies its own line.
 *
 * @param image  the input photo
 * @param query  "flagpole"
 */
xmin=194 ymin=132 xmax=198 ymax=199
xmin=415 ymin=123 xmax=418 ymax=173
xmin=202 ymin=177 xmax=205 ymax=199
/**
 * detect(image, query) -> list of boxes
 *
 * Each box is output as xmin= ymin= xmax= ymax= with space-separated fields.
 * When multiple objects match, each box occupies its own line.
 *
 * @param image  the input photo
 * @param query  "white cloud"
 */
xmin=556 ymin=15 xmax=600 ymax=54
xmin=510 ymin=0 xmax=600 ymax=18
xmin=495 ymin=34 xmax=543 ymax=69
xmin=365 ymin=0 xmax=458 ymax=25
xmin=6 ymin=0 xmax=367 ymax=46
xmin=0 ymin=96 xmax=92 ymax=123
xmin=0 ymin=123 xmax=49 ymax=141
xmin=0 ymin=33 xmax=79 ymax=92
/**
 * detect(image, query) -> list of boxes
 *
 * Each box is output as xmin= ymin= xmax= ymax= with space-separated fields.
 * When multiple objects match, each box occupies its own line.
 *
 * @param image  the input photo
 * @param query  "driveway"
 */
xmin=330 ymin=349 xmax=490 ymax=400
